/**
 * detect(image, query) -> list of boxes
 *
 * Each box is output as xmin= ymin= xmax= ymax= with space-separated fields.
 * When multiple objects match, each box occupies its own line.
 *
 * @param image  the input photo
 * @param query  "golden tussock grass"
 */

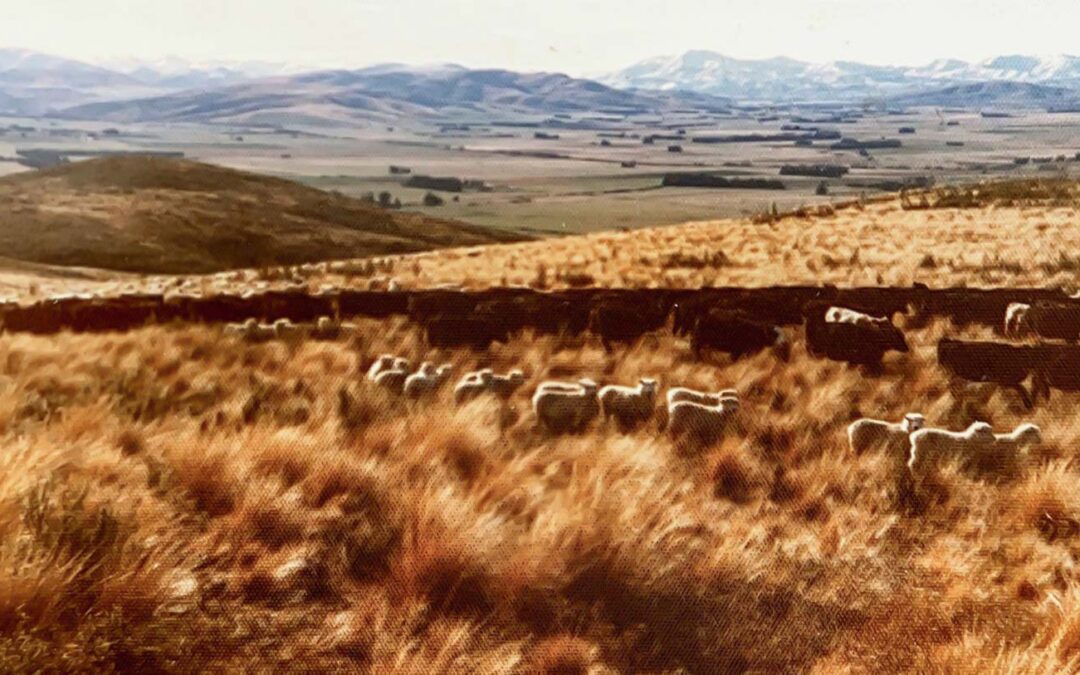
xmin=3 ymin=191 xmax=1080 ymax=670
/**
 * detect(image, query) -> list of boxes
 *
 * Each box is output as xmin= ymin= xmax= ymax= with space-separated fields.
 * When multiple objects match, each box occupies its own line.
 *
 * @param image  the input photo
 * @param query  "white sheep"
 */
xmin=532 ymin=379 xmax=600 ymax=433
xmin=373 ymin=367 xmax=410 ymax=395
xmin=847 ymin=413 xmax=926 ymax=456
xmin=1004 ymin=302 xmax=1030 ymax=337
xmin=366 ymin=354 xmax=396 ymax=381
xmin=489 ymin=369 xmax=525 ymax=398
xmin=272 ymin=318 xmax=302 ymax=339
xmin=226 ymin=318 xmax=276 ymax=342
xmin=454 ymin=369 xmax=496 ymax=403
xmin=311 ymin=315 xmax=341 ymax=340
xmin=973 ymin=423 xmax=1043 ymax=477
xmin=403 ymin=362 xmax=454 ymax=399
xmin=667 ymin=397 xmax=741 ymax=445
xmin=907 ymin=422 xmax=997 ymax=478
xmin=994 ymin=422 xmax=1042 ymax=451
xmin=456 ymin=368 xmax=526 ymax=404
xmin=599 ymin=378 xmax=658 ymax=428
xmin=665 ymin=387 xmax=739 ymax=409
xmin=825 ymin=306 xmax=891 ymax=327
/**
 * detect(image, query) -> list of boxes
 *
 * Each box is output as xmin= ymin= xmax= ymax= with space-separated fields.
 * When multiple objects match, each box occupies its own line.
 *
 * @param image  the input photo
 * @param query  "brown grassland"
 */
xmin=3 ymin=181 xmax=1080 ymax=672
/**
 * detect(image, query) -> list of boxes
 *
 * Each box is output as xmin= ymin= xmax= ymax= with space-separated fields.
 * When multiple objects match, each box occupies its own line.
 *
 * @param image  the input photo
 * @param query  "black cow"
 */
xmin=588 ymin=297 xmax=669 ymax=349
xmin=337 ymin=290 xmax=409 ymax=319
xmin=423 ymin=316 xmax=510 ymax=350
xmin=805 ymin=310 xmax=908 ymax=369
xmin=690 ymin=310 xmax=786 ymax=360
xmin=937 ymin=338 xmax=1040 ymax=408
xmin=260 ymin=289 xmax=336 ymax=323
xmin=1026 ymin=301 xmax=1080 ymax=342
xmin=1032 ymin=343 xmax=1080 ymax=401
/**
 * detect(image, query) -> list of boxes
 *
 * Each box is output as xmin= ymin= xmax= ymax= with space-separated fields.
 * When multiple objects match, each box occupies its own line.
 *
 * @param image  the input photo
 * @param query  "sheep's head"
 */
xmin=508 ymin=369 xmax=525 ymax=383
xmin=393 ymin=357 xmax=412 ymax=371
xmin=316 ymin=316 xmax=333 ymax=329
xmin=640 ymin=378 xmax=658 ymax=393
xmin=718 ymin=388 xmax=739 ymax=399
xmin=902 ymin=413 xmax=926 ymax=433
xmin=417 ymin=361 xmax=435 ymax=375
xmin=1015 ymin=423 xmax=1043 ymax=446
xmin=721 ymin=398 xmax=741 ymax=412
xmin=967 ymin=421 xmax=995 ymax=439
xmin=579 ymin=378 xmax=599 ymax=394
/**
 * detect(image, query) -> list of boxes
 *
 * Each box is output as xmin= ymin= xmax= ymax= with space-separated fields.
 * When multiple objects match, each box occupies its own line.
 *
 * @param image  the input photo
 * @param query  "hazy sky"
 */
xmin=2 ymin=0 xmax=1078 ymax=74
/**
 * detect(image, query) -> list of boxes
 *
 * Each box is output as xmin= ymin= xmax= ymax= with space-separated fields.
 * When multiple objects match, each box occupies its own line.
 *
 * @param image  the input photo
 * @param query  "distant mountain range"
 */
xmin=0 ymin=48 xmax=296 ymax=115
xmin=3 ymin=47 xmax=1080 ymax=124
xmin=54 ymin=64 xmax=730 ymax=126
xmin=599 ymin=50 xmax=1080 ymax=104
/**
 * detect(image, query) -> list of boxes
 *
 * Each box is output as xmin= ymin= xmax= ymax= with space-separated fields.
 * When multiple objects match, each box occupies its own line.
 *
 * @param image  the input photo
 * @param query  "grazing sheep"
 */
xmin=272 ymin=318 xmax=302 ymax=339
xmin=599 ymin=378 xmax=658 ymax=429
xmin=1004 ymin=302 xmax=1031 ymax=337
xmin=532 ymin=379 xmax=600 ymax=433
xmin=489 ymin=369 xmax=526 ymax=399
xmin=666 ymin=387 xmax=739 ymax=409
xmin=667 ymin=397 xmax=741 ymax=445
xmin=373 ymin=367 xmax=410 ymax=395
xmin=826 ymin=306 xmax=892 ymax=327
xmin=403 ymin=362 xmax=454 ymax=399
xmin=454 ymin=369 xmax=495 ymax=403
xmin=366 ymin=354 xmax=396 ymax=381
xmin=976 ymin=423 xmax=1043 ymax=477
xmin=311 ymin=316 xmax=342 ymax=340
xmin=226 ymin=318 xmax=276 ymax=342
xmin=907 ymin=422 xmax=997 ymax=477
xmin=454 ymin=368 xmax=523 ymax=403
xmin=994 ymin=422 xmax=1043 ymax=451
xmin=847 ymin=413 xmax=926 ymax=456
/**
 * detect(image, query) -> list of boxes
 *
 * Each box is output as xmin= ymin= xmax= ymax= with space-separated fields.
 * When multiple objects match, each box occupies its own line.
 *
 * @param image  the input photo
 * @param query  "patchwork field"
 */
xmin=4 ymin=106 xmax=1080 ymax=236
xmin=1 ymin=181 xmax=1080 ymax=671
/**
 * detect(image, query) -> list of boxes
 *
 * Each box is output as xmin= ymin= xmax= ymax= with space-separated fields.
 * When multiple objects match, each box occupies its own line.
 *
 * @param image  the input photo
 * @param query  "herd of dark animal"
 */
xmin=3 ymin=284 xmax=1080 ymax=408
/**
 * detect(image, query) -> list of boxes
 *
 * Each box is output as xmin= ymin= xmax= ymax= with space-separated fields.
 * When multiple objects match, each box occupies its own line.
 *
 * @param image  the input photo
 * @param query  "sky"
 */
xmin=1 ymin=0 xmax=1078 ymax=75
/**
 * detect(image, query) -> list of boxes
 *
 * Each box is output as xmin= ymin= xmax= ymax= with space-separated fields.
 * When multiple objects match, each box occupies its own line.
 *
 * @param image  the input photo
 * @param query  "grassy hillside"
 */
xmin=5 ymin=178 xmax=1080 ymax=671
xmin=0 ymin=156 xmax=523 ymax=274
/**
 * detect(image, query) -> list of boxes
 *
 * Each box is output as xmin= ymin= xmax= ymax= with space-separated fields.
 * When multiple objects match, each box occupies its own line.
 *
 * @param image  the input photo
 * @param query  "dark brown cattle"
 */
xmin=833 ymin=285 xmax=924 ymax=321
xmin=690 ymin=310 xmax=786 ymax=360
xmin=921 ymin=288 xmax=1067 ymax=328
xmin=408 ymin=290 xmax=480 ymax=322
xmin=186 ymin=294 xmax=259 ymax=324
xmin=672 ymin=288 xmax=747 ymax=335
xmin=588 ymin=297 xmax=669 ymax=349
xmin=260 ymin=289 xmax=336 ymax=322
xmin=337 ymin=290 xmax=409 ymax=319
xmin=1025 ymin=301 xmax=1080 ymax=342
xmin=423 ymin=316 xmax=510 ymax=350
xmin=805 ymin=308 xmax=908 ymax=369
xmin=937 ymin=338 xmax=1039 ymax=408
xmin=1032 ymin=343 xmax=1080 ymax=401
xmin=0 ymin=302 xmax=64 ymax=334
xmin=67 ymin=297 xmax=159 ymax=332
xmin=473 ymin=293 xmax=576 ymax=335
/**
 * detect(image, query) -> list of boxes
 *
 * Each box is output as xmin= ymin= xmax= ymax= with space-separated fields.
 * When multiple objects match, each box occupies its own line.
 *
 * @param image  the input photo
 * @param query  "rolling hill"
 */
xmin=885 ymin=81 xmax=1080 ymax=108
xmin=54 ymin=64 xmax=729 ymax=125
xmin=0 ymin=156 xmax=524 ymax=274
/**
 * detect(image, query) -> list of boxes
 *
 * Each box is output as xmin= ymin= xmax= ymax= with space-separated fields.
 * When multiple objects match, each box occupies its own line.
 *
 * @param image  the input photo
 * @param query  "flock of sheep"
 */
xmin=364 ymin=354 xmax=741 ymax=442
xmin=219 ymin=307 xmax=1047 ymax=490
xmin=848 ymin=413 xmax=1043 ymax=487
